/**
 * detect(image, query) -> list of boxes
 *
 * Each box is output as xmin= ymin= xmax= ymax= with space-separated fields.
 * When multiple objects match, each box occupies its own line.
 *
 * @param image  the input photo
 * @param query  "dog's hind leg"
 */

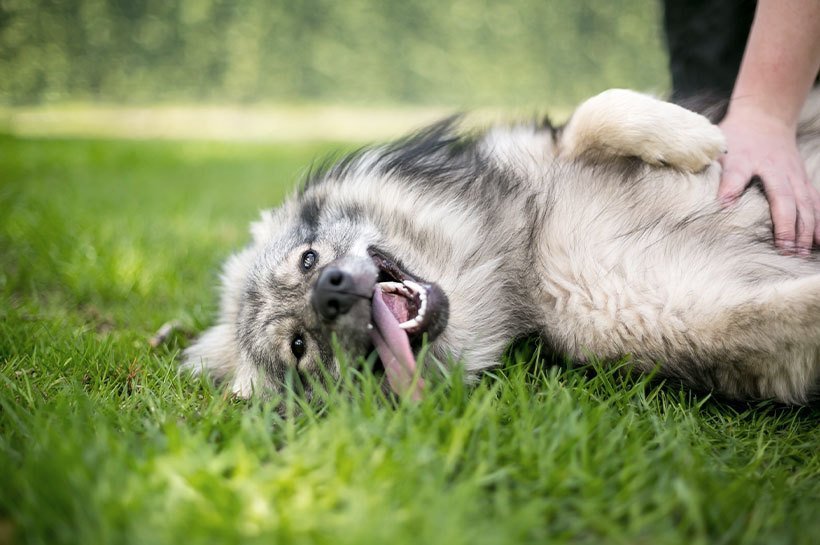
xmin=674 ymin=274 xmax=820 ymax=403
xmin=559 ymin=89 xmax=727 ymax=172
xmin=545 ymin=262 xmax=820 ymax=403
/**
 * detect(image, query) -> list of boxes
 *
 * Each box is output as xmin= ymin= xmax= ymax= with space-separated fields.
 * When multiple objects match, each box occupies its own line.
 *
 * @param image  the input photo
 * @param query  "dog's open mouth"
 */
xmin=376 ymin=280 xmax=427 ymax=332
xmin=367 ymin=248 xmax=448 ymax=398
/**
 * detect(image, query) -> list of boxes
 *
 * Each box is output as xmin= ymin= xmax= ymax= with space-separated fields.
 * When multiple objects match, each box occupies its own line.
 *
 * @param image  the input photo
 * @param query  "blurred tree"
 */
xmin=0 ymin=0 xmax=668 ymax=108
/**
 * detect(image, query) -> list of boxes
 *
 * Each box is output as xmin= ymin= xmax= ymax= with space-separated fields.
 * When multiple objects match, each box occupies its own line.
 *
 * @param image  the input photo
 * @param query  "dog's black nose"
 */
xmin=311 ymin=267 xmax=358 ymax=320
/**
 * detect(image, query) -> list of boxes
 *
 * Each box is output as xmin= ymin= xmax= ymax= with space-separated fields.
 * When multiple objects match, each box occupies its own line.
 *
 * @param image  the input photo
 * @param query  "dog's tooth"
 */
xmin=403 ymin=280 xmax=422 ymax=294
xmin=398 ymin=313 xmax=425 ymax=329
xmin=398 ymin=320 xmax=416 ymax=329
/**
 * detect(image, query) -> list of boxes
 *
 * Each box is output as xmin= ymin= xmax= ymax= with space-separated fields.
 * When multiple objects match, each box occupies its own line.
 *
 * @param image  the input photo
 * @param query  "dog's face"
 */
xmin=183 ymin=203 xmax=450 ymax=399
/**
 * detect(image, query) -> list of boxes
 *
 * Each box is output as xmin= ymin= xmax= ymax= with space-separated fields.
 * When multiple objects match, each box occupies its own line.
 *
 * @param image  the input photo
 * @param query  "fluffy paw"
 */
xmin=561 ymin=89 xmax=727 ymax=172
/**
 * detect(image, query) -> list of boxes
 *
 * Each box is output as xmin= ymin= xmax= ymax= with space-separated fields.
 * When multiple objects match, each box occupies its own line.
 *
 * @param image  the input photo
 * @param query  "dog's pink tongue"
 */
xmin=370 ymin=287 xmax=424 ymax=400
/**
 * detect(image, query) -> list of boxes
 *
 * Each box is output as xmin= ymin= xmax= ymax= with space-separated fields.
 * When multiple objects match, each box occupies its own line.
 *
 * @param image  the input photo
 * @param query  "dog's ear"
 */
xmin=181 ymin=323 xmax=239 ymax=384
xmin=182 ymin=242 xmax=260 ymax=396
xmin=180 ymin=324 xmax=261 ymax=398
xmin=216 ymin=246 xmax=256 ymax=322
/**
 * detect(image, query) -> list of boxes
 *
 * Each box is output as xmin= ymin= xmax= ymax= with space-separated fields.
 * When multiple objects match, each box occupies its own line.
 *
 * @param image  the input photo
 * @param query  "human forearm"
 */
xmin=727 ymin=0 xmax=820 ymax=128
xmin=719 ymin=0 xmax=820 ymax=253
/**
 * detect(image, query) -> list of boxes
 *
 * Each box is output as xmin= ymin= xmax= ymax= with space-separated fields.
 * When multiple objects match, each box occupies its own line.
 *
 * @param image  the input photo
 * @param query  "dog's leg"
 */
xmin=559 ymin=89 xmax=727 ymax=172
xmin=696 ymin=275 xmax=820 ymax=403
xmin=545 ymin=263 xmax=820 ymax=403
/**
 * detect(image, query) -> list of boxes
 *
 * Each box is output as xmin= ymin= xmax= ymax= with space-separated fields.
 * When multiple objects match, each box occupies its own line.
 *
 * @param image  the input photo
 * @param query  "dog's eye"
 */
xmin=290 ymin=334 xmax=306 ymax=360
xmin=300 ymin=250 xmax=317 ymax=272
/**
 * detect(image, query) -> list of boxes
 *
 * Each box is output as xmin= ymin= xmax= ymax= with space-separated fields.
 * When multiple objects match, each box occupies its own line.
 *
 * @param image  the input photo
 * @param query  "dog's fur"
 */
xmin=183 ymin=90 xmax=820 ymax=404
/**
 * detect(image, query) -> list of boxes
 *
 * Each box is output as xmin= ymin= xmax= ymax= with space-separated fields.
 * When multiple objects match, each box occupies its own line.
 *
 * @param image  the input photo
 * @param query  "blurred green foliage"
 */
xmin=0 ymin=0 xmax=669 ymax=108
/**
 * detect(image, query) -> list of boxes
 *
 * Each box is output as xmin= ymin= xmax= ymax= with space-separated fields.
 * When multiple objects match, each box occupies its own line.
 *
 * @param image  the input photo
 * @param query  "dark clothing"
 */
xmin=663 ymin=0 xmax=756 ymax=102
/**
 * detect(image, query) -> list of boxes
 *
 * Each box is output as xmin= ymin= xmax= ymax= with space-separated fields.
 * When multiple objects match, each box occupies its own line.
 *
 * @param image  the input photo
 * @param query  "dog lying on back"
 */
xmin=183 ymin=90 xmax=820 ymax=404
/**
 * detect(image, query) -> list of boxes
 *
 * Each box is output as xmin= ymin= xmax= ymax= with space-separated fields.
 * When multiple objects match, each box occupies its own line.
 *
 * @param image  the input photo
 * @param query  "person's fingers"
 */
xmin=760 ymin=170 xmax=798 ymax=253
xmin=792 ymin=181 xmax=814 ymax=256
xmin=718 ymin=160 xmax=753 ymax=206
xmin=788 ymin=162 xmax=815 ymax=256
xmin=809 ymin=185 xmax=820 ymax=246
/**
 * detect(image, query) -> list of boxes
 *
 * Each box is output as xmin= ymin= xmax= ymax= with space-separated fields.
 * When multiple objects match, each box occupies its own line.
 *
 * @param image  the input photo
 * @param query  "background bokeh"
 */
xmin=0 ymin=0 xmax=669 ymax=110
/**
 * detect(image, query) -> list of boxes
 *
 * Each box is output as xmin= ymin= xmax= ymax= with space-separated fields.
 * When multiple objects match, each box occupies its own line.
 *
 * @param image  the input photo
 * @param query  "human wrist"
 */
xmin=723 ymin=100 xmax=799 ymax=134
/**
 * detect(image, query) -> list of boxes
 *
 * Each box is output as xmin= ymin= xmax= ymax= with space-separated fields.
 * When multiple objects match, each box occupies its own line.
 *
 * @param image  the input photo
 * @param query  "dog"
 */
xmin=182 ymin=89 xmax=820 ymax=404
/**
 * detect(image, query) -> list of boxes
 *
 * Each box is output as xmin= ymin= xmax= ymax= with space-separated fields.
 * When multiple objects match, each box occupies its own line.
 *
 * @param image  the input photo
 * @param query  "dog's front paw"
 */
xmin=625 ymin=95 xmax=727 ymax=172
xmin=561 ymin=89 xmax=727 ymax=172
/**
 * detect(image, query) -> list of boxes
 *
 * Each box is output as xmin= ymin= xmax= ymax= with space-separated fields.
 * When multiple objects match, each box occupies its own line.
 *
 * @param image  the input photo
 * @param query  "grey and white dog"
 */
xmin=183 ymin=90 xmax=820 ymax=404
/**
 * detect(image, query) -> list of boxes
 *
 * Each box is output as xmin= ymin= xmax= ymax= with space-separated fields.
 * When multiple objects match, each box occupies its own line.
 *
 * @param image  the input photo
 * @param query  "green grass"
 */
xmin=1 ymin=134 xmax=818 ymax=545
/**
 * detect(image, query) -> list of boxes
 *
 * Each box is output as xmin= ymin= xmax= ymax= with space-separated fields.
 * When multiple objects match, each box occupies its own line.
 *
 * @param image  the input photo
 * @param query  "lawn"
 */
xmin=1 ymin=134 xmax=818 ymax=545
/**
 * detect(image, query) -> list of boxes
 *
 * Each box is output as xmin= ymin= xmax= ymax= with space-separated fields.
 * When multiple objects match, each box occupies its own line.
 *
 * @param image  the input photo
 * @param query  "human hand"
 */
xmin=718 ymin=107 xmax=820 ymax=255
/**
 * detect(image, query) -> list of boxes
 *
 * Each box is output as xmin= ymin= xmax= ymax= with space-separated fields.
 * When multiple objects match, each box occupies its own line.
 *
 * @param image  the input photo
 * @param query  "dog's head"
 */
xmin=183 ymin=119 xmax=537 ymax=400
xmin=182 ymin=194 xmax=450 ymax=400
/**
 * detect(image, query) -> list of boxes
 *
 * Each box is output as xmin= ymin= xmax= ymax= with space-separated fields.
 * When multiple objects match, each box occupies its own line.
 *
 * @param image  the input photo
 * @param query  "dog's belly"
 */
xmin=530 ymin=160 xmax=820 ymax=401
xmin=537 ymin=163 xmax=727 ymax=339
